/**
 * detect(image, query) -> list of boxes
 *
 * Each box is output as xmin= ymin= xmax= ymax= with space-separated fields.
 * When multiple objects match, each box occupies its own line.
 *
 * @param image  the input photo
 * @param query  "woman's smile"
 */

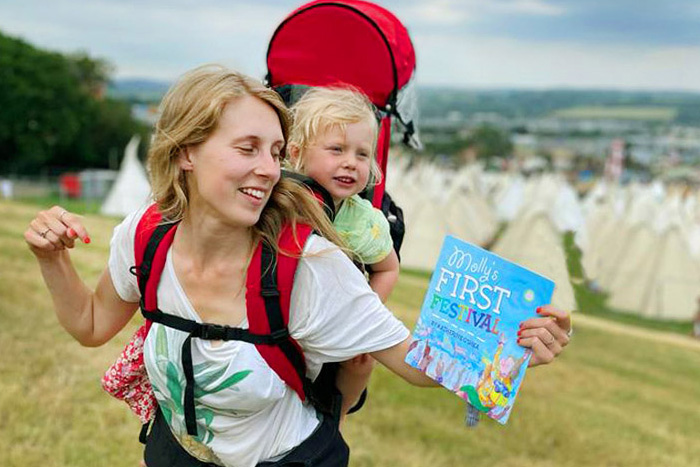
xmin=239 ymin=186 xmax=268 ymax=205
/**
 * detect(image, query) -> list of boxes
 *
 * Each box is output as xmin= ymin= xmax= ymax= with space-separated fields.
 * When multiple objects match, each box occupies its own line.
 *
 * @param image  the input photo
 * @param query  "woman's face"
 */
xmin=181 ymin=95 xmax=284 ymax=228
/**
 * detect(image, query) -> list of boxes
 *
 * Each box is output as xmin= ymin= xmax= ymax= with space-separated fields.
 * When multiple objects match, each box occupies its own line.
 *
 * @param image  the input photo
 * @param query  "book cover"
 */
xmin=405 ymin=235 xmax=555 ymax=424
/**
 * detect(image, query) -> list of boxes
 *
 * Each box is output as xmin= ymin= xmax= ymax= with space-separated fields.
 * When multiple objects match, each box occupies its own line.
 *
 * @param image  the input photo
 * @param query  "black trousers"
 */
xmin=144 ymin=408 xmax=349 ymax=467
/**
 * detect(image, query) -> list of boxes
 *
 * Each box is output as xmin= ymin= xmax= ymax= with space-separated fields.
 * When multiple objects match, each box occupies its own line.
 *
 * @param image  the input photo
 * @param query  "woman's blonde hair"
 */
xmin=288 ymin=86 xmax=382 ymax=186
xmin=148 ymin=64 xmax=344 ymax=253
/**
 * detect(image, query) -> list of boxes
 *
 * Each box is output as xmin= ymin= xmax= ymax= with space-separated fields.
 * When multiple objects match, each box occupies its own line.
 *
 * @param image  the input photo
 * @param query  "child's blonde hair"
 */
xmin=288 ymin=87 xmax=382 ymax=186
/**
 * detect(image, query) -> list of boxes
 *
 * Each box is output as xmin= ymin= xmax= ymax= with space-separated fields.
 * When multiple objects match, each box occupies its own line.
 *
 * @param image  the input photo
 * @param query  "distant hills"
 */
xmin=417 ymin=87 xmax=700 ymax=126
xmin=108 ymin=78 xmax=700 ymax=126
xmin=107 ymin=78 xmax=171 ymax=102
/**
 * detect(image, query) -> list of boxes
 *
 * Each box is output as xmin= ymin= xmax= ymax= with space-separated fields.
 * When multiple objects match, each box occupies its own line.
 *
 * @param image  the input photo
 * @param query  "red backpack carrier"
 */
xmin=266 ymin=0 xmax=421 ymax=209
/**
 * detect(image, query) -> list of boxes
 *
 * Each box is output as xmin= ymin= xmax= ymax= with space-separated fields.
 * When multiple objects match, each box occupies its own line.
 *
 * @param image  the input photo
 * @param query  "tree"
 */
xmin=0 ymin=31 xmax=148 ymax=175
xmin=67 ymin=51 xmax=114 ymax=98
xmin=467 ymin=124 xmax=513 ymax=160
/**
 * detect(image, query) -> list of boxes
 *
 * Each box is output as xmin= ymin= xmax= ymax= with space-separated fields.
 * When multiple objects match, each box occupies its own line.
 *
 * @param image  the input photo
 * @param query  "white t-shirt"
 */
xmin=108 ymin=207 xmax=409 ymax=467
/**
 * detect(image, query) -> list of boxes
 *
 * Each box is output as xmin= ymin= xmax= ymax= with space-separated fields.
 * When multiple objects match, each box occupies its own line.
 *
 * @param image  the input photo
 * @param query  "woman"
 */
xmin=25 ymin=65 xmax=571 ymax=467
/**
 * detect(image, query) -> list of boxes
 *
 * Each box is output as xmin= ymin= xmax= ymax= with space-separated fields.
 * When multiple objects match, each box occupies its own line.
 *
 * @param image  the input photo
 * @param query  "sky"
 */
xmin=1 ymin=0 xmax=699 ymax=92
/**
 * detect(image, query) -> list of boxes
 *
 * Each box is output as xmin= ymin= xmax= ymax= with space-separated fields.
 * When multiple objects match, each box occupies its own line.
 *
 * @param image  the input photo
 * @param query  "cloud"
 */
xmin=0 ymin=0 xmax=697 ymax=90
xmin=414 ymin=32 xmax=700 ymax=91
xmin=0 ymin=0 xmax=290 ymax=79
xmin=490 ymin=0 xmax=565 ymax=16
xmin=469 ymin=0 xmax=700 ymax=47
xmin=395 ymin=0 xmax=564 ymax=28
xmin=395 ymin=0 xmax=699 ymax=48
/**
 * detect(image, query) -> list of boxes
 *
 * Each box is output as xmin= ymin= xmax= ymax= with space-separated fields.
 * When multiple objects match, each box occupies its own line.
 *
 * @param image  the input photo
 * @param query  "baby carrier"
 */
xmin=266 ymin=0 xmax=422 ymax=258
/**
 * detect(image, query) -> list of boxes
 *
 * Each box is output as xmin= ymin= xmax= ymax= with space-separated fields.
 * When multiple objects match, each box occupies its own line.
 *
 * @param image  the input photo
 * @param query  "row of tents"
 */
xmin=577 ymin=181 xmax=700 ymax=321
xmin=388 ymin=156 xmax=700 ymax=321
xmin=387 ymin=158 xmax=578 ymax=314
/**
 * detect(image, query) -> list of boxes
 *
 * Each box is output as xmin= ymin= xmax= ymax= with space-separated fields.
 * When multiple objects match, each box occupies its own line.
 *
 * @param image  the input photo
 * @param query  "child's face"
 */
xmin=302 ymin=120 xmax=374 ymax=207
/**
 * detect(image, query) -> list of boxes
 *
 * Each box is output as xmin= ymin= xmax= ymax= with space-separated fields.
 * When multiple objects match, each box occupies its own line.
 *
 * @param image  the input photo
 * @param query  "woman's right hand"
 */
xmin=24 ymin=206 xmax=91 ymax=259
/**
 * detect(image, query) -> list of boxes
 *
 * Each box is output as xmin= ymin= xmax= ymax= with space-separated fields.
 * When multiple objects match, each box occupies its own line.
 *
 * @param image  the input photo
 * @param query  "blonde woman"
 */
xmin=25 ymin=65 xmax=571 ymax=467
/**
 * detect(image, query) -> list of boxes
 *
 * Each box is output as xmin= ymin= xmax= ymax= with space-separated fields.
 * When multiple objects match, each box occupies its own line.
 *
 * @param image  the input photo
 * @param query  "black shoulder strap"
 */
xmin=261 ymin=241 xmax=342 ymax=420
xmin=260 ymin=241 xmax=315 ymax=399
xmin=134 ymin=222 xmax=178 ymax=308
xmin=282 ymin=170 xmax=336 ymax=221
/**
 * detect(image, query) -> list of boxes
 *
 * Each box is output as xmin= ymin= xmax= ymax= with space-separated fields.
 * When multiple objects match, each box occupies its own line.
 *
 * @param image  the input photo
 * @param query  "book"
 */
xmin=405 ymin=235 xmax=555 ymax=425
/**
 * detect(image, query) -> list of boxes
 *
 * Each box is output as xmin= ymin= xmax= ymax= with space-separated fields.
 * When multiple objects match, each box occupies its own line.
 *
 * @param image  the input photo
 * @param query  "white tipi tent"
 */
xmin=605 ymin=193 xmax=700 ymax=320
xmin=491 ymin=207 xmax=577 ymax=312
xmin=101 ymin=135 xmax=151 ymax=217
xmin=607 ymin=225 xmax=700 ymax=320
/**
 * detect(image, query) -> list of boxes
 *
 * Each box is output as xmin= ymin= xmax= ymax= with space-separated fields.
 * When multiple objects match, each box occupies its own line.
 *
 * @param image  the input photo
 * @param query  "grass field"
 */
xmin=2 ymin=199 xmax=700 ymax=467
xmin=551 ymin=106 xmax=677 ymax=122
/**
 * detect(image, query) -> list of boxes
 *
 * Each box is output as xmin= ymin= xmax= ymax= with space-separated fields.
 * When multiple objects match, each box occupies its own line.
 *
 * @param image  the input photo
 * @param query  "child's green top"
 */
xmin=333 ymin=194 xmax=392 ymax=265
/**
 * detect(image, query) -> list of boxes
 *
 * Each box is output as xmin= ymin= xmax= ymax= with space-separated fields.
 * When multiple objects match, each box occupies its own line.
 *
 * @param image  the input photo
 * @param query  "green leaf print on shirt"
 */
xmin=166 ymin=362 xmax=183 ymax=408
xmin=193 ymin=363 xmax=253 ymax=398
xmin=156 ymin=323 xmax=168 ymax=359
xmin=151 ymin=324 xmax=253 ymax=445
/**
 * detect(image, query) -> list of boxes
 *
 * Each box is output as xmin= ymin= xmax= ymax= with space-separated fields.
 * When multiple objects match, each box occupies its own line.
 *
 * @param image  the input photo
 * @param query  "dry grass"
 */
xmin=0 ymin=200 xmax=143 ymax=466
xmin=2 ymin=200 xmax=699 ymax=467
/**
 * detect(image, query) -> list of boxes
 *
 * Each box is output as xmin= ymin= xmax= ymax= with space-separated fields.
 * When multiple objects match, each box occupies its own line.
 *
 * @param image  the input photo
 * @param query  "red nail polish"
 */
xmin=67 ymin=228 xmax=76 ymax=238
xmin=517 ymin=330 xmax=522 ymax=336
xmin=84 ymin=236 xmax=91 ymax=244
xmin=536 ymin=307 xmax=542 ymax=313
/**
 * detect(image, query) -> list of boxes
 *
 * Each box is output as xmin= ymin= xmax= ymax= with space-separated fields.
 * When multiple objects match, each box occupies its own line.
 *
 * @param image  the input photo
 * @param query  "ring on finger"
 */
xmin=39 ymin=227 xmax=51 ymax=238
xmin=59 ymin=210 xmax=68 ymax=221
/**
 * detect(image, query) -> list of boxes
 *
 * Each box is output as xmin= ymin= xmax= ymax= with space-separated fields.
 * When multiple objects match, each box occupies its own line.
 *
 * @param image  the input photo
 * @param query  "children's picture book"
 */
xmin=405 ymin=235 xmax=555 ymax=425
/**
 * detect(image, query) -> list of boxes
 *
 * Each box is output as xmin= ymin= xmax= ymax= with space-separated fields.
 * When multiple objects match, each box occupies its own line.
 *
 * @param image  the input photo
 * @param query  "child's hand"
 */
xmin=340 ymin=353 xmax=374 ymax=377
xmin=338 ymin=354 xmax=375 ymax=427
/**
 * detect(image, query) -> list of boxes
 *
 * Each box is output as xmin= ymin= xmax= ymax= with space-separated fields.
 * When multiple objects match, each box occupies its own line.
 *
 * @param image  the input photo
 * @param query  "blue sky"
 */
xmin=1 ymin=0 xmax=698 ymax=91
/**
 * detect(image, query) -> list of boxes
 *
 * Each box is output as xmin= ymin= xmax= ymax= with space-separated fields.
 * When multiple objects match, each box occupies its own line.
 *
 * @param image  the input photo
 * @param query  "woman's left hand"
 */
xmin=518 ymin=305 xmax=571 ymax=367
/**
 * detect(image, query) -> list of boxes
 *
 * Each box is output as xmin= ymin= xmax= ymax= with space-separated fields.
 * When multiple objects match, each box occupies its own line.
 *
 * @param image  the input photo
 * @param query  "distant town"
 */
xmin=113 ymin=79 xmax=700 ymax=186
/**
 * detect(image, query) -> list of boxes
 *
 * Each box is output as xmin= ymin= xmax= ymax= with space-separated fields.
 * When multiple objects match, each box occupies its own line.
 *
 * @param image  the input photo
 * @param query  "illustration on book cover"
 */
xmin=405 ymin=235 xmax=555 ymax=424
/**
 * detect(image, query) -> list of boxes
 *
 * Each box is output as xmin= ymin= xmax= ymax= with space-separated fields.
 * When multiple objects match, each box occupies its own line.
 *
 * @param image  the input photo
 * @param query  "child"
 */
xmin=288 ymin=87 xmax=400 ymax=301
xmin=287 ymin=87 xmax=401 ymax=421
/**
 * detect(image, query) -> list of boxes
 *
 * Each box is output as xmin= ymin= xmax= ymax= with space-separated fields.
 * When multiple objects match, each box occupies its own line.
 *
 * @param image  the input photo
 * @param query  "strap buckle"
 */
xmin=270 ymin=328 xmax=289 ymax=342
xmin=199 ymin=323 xmax=228 ymax=341
xmin=261 ymin=287 xmax=280 ymax=298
